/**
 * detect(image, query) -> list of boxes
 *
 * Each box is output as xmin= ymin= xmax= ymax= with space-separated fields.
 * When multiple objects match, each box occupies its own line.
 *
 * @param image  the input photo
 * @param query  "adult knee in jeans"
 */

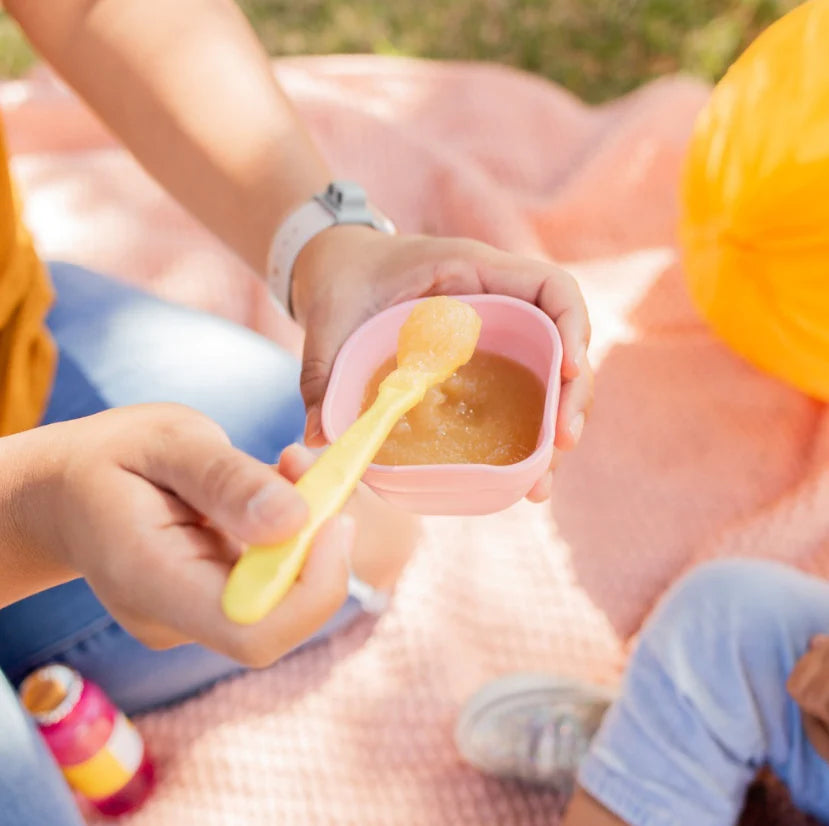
xmin=0 ymin=673 xmax=85 ymax=825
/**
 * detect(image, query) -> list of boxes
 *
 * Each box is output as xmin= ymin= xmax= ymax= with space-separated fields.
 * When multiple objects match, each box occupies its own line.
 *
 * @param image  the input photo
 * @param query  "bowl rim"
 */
xmin=321 ymin=293 xmax=563 ymax=477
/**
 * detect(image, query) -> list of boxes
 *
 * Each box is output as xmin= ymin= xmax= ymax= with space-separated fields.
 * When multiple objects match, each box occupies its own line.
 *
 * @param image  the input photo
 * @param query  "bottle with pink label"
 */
xmin=19 ymin=664 xmax=155 ymax=817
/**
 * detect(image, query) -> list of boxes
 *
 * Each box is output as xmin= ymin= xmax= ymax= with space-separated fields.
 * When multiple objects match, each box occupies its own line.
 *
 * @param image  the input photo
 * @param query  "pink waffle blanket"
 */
xmin=4 ymin=56 xmax=828 ymax=825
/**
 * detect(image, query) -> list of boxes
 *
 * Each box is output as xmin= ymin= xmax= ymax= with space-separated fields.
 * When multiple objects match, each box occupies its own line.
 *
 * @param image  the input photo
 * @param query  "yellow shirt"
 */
xmin=0 ymin=118 xmax=55 ymax=436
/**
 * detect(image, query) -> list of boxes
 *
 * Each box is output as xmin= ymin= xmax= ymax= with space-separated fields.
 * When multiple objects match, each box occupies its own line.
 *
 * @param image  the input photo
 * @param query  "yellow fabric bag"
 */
xmin=681 ymin=0 xmax=829 ymax=400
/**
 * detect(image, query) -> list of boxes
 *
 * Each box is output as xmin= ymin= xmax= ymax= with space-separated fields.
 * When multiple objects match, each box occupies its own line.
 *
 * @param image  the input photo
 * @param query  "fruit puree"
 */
xmin=362 ymin=351 xmax=545 ymax=466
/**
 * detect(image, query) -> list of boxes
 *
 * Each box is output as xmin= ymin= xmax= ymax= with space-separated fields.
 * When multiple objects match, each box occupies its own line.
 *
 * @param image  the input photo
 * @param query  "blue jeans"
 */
xmin=579 ymin=558 xmax=829 ymax=826
xmin=0 ymin=263 xmax=362 ymax=825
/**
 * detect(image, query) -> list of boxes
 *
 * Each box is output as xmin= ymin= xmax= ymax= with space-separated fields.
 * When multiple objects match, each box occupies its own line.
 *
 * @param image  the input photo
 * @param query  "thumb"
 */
xmin=300 ymin=297 xmax=375 ymax=447
xmin=133 ymin=420 xmax=308 ymax=545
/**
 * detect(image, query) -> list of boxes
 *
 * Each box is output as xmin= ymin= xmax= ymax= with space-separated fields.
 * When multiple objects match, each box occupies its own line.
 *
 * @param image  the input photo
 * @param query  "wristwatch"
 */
xmin=266 ymin=180 xmax=396 ymax=316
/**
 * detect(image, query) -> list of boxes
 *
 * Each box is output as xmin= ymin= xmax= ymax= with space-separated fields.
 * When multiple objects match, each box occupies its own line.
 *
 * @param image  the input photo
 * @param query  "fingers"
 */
xmin=536 ymin=270 xmax=592 ymax=443
xmin=109 ymin=410 xmax=350 ymax=665
xmin=481 ymin=253 xmax=591 ymax=375
xmin=525 ymin=448 xmax=564 ymax=502
xmin=477 ymin=251 xmax=592 ymax=442
xmin=525 ymin=471 xmax=554 ymax=503
xmin=525 ymin=356 xmax=591 ymax=502
xmin=537 ymin=273 xmax=591 ymax=379
xmin=300 ymin=316 xmax=346 ymax=447
xmin=278 ymin=443 xmax=317 ymax=482
xmin=128 ymin=413 xmax=308 ymax=546
xmin=300 ymin=290 xmax=378 ymax=446
xmin=464 ymin=248 xmax=594 ymax=455
xmin=303 ymin=405 xmax=326 ymax=448
xmin=214 ymin=513 xmax=354 ymax=666
xmin=555 ymin=360 xmax=594 ymax=451
xmin=123 ymin=514 xmax=354 ymax=668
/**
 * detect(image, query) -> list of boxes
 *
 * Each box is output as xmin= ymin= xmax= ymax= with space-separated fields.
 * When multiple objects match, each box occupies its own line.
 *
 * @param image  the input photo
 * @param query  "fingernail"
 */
xmin=284 ymin=442 xmax=313 ymax=465
xmin=812 ymin=634 xmax=829 ymax=648
xmin=247 ymin=480 xmax=306 ymax=526
xmin=568 ymin=412 xmax=585 ymax=444
xmin=304 ymin=408 xmax=322 ymax=445
xmin=550 ymin=447 xmax=562 ymax=471
xmin=569 ymin=343 xmax=587 ymax=375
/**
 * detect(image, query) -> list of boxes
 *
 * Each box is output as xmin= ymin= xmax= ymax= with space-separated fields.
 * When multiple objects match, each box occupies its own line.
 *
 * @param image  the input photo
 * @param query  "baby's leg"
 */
xmin=572 ymin=558 xmax=829 ymax=826
xmin=565 ymin=787 xmax=627 ymax=825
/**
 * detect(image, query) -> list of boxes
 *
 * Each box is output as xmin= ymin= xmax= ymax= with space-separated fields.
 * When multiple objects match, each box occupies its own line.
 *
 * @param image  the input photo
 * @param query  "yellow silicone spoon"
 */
xmin=222 ymin=296 xmax=482 ymax=625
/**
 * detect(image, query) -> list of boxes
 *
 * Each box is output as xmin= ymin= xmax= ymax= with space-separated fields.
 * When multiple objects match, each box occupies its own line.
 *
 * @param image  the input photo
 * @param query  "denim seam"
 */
xmin=10 ymin=614 xmax=119 ymax=678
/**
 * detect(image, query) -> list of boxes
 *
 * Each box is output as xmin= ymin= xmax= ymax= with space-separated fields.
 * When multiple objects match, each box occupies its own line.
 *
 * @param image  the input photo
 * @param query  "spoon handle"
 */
xmin=221 ymin=373 xmax=426 ymax=625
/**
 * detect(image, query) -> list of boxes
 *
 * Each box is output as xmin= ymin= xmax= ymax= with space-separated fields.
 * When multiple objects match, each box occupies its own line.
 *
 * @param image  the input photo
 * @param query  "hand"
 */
xmin=292 ymin=226 xmax=593 ymax=502
xmin=9 ymin=404 xmax=354 ymax=667
xmin=787 ymin=634 xmax=829 ymax=761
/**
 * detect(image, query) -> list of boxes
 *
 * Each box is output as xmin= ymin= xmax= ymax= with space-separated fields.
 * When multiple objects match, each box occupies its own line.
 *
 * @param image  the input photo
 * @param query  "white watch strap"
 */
xmin=267 ymin=199 xmax=337 ymax=314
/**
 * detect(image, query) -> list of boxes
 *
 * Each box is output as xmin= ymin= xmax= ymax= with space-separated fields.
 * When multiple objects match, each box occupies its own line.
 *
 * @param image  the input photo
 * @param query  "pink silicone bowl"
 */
xmin=321 ymin=294 xmax=563 ymax=516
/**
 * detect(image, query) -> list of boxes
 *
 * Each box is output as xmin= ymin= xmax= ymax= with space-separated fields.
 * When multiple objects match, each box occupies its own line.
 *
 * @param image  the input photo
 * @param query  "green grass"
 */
xmin=0 ymin=12 xmax=35 ymax=78
xmin=0 ymin=0 xmax=803 ymax=101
